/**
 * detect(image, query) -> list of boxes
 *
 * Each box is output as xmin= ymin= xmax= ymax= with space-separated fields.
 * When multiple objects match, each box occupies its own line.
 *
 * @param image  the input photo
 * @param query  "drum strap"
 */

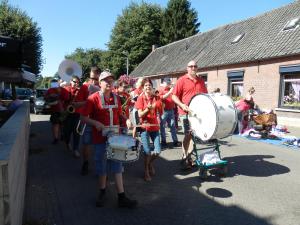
xmin=99 ymin=91 xmax=118 ymax=127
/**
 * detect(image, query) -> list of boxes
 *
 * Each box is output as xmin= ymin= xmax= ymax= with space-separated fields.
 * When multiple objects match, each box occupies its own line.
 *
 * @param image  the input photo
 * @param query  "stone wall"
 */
xmin=0 ymin=101 xmax=30 ymax=225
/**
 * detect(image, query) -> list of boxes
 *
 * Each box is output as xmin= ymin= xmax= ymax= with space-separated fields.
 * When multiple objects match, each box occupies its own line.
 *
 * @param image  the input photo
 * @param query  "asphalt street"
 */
xmin=23 ymin=114 xmax=300 ymax=225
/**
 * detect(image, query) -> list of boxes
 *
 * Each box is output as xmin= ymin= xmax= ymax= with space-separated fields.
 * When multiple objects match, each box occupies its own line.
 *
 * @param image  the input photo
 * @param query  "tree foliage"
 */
xmin=0 ymin=0 xmax=43 ymax=74
xmin=106 ymin=2 xmax=163 ymax=77
xmin=65 ymin=48 xmax=106 ymax=80
xmin=160 ymin=0 xmax=200 ymax=45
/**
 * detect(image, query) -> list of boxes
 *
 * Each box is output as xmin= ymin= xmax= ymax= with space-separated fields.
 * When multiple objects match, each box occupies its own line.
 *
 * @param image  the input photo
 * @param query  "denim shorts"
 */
xmin=82 ymin=125 xmax=93 ymax=145
xmin=140 ymin=130 xmax=161 ymax=155
xmin=94 ymin=143 xmax=123 ymax=176
xmin=179 ymin=115 xmax=190 ymax=135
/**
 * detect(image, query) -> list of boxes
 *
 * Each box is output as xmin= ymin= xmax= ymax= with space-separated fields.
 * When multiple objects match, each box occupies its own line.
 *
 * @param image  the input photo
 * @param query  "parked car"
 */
xmin=15 ymin=88 xmax=33 ymax=100
xmin=32 ymin=88 xmax=50 ymax=114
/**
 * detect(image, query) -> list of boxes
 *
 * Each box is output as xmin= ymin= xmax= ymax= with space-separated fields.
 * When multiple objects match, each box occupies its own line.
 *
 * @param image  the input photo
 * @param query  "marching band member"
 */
xmin=114 ymin=80 xmax=132 ymax=118
xmin=135 ymin=78 xmax=163 ymax=182
xmin=81 ymin=71 xmax=137 ymax=208
xmin=130 ymin=77 xmax=144 ymax=138
xmin=172 ymin=60 xmax=207 ymax=170
xmin=45 ymin=79 xmax=70 ymax=144
xmin=73 ymin=66 xmax=101 ymax=175
xmin=63 ymin=75 xmax=81 ymax=157
xmin=159 ymin=78 xmax=180 ymax=148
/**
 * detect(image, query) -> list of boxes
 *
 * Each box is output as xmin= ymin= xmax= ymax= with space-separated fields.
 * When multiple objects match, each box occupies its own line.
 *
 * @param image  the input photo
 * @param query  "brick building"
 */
xmin=130 ymin=1 xmax=300 ymax=127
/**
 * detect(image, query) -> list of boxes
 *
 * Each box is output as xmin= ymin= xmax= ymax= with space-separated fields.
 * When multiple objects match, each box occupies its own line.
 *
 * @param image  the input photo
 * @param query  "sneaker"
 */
xmin=81 ymin=161 xmax=89 ymax=176
xmin=118 ymin=196 xmax=138 ymax=208
xmin=173 ymin=141 xmax=181 ymax=148
xmin=96 ymin=193 xmax=106 ymax=207
xmin=161 ymin=141 xmax=168 ymax=149
xmin=180 ymin=157 xmax=192 ymax=170
xmin=74 ymin=150 xmax=80 ymax=158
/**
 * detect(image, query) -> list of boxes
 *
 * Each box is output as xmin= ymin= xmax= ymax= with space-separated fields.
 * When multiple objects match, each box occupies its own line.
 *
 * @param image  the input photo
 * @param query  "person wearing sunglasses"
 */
xmin=172 ymin=60 xmax=208 ymax=170
xmin=73 ymin=66 xmax=101 ymax=175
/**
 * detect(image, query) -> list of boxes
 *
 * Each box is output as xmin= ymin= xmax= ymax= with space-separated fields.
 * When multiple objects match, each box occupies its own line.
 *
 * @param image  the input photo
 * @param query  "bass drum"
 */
xmin=188 ymin=93 xmax=237 ymax=141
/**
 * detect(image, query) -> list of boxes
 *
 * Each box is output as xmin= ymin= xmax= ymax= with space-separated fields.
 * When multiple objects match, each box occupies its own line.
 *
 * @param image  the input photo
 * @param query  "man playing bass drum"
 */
xmin=172 ymin=60 xmax=207 ymax=170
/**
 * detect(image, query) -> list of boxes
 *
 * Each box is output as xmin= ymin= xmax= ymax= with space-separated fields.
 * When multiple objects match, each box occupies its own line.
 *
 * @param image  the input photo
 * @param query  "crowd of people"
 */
xmin=43 ymin=60 xmax=208 ymax=209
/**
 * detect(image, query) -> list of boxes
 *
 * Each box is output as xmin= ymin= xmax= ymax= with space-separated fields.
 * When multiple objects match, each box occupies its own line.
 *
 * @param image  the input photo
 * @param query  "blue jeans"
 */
xmin=160 ymin=109 xmax=178 ymax=143
xmin=94 ymin=143 xmax=123 ymax=176
xmin=140 ymin=130 xmax=161 ymax=155
xmin=82 ymin=125 xmax=92 ymax=145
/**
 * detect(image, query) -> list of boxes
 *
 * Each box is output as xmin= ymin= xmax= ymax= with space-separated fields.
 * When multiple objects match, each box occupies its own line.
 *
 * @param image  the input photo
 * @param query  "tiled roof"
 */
xmin=131 ymin=1 xmax=300 ymax=77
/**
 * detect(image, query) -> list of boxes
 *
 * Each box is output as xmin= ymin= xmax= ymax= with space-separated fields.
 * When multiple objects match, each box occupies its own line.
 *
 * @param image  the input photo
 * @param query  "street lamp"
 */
xmin=122 ymin=51 xmax=129 ymax=76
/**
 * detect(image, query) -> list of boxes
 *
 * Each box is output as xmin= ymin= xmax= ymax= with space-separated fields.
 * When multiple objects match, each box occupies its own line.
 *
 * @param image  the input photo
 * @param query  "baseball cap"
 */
xmin=99 ymin=71 xmax=113 ymax=81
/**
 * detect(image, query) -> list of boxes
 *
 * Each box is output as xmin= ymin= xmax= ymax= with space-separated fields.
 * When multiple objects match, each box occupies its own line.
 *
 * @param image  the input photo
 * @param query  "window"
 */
xmin=231 ymin=33 xmax=245 ymax=44
xmin=280 ymin=74 xmax=300 ymax=109
xmin=279 ymin=65 xmax=300 ymax=109
xmin=227 ymin=70 xmax=244 ymax=101
xmin=283 ymin=17 xmax=300 ymax=31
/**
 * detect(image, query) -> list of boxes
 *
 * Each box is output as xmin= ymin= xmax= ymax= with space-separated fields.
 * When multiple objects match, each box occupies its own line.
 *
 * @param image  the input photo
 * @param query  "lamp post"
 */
xmin=122 ymin=51 xmax=129 ymax=75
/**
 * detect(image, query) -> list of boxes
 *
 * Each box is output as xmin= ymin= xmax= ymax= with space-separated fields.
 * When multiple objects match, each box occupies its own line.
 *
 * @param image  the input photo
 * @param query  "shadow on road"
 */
xmin=224 ymin=154 xmax=290 ymax=177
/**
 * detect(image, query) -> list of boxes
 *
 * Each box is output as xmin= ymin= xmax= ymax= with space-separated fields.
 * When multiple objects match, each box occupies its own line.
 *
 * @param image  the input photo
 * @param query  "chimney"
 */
xmin=152 ymin=44 xmax=157 ymax=52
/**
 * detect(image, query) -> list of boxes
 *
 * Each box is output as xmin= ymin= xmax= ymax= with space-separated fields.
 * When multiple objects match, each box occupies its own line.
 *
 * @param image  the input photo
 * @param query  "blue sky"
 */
xmin=7 ymin=0 xmax=294 ymax=76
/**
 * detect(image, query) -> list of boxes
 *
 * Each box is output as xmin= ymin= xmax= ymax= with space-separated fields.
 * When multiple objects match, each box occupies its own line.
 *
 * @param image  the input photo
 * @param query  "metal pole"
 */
xmin=126 ymin=57 xmax=129 ymax=76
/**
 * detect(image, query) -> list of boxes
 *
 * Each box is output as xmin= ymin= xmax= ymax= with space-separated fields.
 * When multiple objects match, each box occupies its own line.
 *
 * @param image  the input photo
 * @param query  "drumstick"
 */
xmin=134 ymin=124 xmax=159 ymax=128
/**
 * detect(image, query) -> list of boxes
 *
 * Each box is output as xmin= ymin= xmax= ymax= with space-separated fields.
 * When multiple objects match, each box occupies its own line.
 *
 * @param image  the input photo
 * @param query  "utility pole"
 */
xmin=122 ymin=51 xmax=129 ymax=75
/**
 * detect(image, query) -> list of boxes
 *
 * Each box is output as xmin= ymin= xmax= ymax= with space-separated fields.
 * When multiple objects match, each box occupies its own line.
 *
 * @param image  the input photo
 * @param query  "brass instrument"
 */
xmin=67 ymin=104 xmax=75 ymax=113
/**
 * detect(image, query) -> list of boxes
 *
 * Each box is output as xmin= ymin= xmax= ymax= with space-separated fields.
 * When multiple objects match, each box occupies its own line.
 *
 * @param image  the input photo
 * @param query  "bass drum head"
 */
xmin=188 ymin=94 xmax=217 ymax=141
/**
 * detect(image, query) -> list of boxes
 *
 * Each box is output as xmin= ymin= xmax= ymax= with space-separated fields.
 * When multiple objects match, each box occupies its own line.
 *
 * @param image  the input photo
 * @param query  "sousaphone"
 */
xmin=58 ymin=59 xmax=82 ymax=82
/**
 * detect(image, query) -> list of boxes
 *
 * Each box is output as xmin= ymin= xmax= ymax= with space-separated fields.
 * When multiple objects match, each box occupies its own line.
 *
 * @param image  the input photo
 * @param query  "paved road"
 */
xmin=24 ymin=114 xmax=300 ymax=225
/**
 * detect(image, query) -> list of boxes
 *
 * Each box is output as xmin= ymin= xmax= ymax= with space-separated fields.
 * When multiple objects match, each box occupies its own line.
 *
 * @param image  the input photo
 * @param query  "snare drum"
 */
xmin=106 ymin=135 xmax=140 ymax=163
xmin=188 ymin=93 xmax=237 ymax=141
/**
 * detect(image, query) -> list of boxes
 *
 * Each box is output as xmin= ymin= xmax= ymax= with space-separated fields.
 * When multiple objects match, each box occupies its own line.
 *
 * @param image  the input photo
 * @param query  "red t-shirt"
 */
xmin=173 ymin=74 xmax=207 ymax=115
xmin=75 ymin=82 xmax=100 ymax=114
xmin=135 ymin=93 xmax=163 ymax=132
xmin=235 ymin=99 xmax=252 ymax=112
xmin=64 ymin=86 xmax=80 ymax=111
xmin=82 ymin=92 xmax=123 ymax=144
xmin=45 ymin=87 xmax=69 ymax=112
xmin=159 ymin=86 xmax=175 ymax=110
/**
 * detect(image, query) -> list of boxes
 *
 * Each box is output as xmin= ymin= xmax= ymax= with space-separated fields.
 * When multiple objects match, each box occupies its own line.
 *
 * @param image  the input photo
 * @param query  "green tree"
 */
xmin=160 ymin=0 xmax=200 ymax=45
xmin=65 ymin=48 xmax=105 ymax=80
xmin=0 ymin=0 xmax=43 ymax=74
xmin=107 ymin=2 xmax=163 ymax=77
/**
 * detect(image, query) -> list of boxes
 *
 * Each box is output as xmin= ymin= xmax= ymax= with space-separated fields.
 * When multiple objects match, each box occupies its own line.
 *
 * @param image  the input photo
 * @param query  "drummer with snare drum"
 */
xmin=80 ymin=71 xmax=137 ymax=208
xmin=172 ymin=60 xmax=207 ymax=170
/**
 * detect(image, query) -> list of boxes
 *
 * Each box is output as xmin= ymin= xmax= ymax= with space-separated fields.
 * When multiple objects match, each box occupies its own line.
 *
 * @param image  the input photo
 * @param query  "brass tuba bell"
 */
xmin=58 ymin=59 xmax=82 ymax=82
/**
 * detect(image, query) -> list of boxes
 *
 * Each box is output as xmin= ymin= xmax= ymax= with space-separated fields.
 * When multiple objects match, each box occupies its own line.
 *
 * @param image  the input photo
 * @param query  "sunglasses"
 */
xmin=90 ymin=77 xmax=98 ymax=81
xmin=71 ymin=80 xmax=79 ymax=83
xmin=188 ymin=65 xmax=198 ymax=68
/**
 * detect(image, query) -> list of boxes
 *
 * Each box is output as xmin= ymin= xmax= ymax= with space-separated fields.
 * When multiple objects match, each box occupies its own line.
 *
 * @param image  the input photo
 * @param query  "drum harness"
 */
xmin=99 ymin=91 xmax=119 ymax=136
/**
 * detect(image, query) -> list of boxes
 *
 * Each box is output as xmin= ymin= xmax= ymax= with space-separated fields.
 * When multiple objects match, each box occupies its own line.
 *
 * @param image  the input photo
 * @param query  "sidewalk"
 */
xmin=23 ymin=114 xmax=300 ymax=225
